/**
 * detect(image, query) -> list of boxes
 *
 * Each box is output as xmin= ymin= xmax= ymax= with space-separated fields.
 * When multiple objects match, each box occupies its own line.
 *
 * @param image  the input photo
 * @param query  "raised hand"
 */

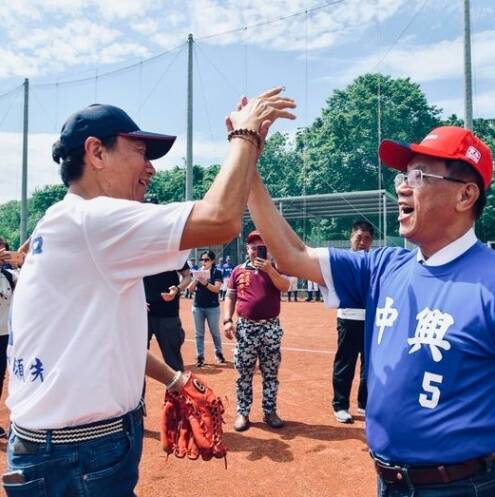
xmin=228 ymin=86 xmax=296 ymax=134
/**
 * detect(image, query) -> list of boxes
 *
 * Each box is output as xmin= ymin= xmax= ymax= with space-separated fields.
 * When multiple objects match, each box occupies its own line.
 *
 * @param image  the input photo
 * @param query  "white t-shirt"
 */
xmin=0 ymin=268 xmax=17 ymax=336
xmin=7 ymin=193 xmax=194 ymax=429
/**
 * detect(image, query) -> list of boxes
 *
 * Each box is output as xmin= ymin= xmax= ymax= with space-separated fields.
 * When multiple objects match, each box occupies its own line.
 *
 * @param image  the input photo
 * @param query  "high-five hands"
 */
xmin=225 ymin=86 xmax=296 ymax=155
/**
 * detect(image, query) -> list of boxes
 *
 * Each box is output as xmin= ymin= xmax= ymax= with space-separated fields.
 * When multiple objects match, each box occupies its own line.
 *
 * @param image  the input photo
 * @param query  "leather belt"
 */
xmin=373 ymin=452 xmax=495 ymax=486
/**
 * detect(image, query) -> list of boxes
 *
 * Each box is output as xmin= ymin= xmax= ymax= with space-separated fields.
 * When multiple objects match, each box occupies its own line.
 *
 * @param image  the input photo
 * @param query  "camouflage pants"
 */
xmin=234 ymin=317 xmax=283 ymax=416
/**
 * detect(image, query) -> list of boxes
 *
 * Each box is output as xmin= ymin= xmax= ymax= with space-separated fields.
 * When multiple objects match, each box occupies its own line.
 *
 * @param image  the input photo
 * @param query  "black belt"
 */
xmin=373 ymin=452 xmax=495 ymax=486
xmin=13 ymin=401 xmax=144 ymax=445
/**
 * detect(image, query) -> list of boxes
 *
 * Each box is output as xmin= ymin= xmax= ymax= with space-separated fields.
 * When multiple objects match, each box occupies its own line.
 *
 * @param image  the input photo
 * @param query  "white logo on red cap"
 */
xmin=423 ymin=134 xmax=438 ymax=141
xmin=466 ymin=145 xmax=481 ymax=164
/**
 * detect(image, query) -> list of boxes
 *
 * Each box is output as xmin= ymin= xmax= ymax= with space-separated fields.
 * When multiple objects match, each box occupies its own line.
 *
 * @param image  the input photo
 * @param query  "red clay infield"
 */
xmin=0 ymin=300 xmax=376 ymax=497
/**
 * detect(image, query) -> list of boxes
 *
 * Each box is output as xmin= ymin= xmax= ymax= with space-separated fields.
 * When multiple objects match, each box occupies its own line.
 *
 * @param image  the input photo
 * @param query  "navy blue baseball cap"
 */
xmin=57 ymin=104 xmax=176 ymax=160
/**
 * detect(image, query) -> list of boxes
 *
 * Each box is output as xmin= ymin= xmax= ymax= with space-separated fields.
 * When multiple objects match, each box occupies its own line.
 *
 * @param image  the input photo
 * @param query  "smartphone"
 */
xmin=257 ymin=245 xmax=267 ymax=260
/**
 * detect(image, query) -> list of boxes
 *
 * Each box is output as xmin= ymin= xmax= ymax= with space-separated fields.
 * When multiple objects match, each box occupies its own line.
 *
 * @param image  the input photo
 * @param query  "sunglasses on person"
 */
xmin=394 ymin=169 xmax=468 ymax=190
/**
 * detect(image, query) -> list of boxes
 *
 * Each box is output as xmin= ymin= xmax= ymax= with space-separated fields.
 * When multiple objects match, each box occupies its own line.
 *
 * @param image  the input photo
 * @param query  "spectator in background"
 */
xmin=188 ymin=250 xmax=226 ymax=367
xmin=332 ymin=220 xmax=374 ymax=423
xmin=305 ymin=280 xmax=320 ymax=302
xmin=216 ymin=256 xmax=224 ymax=274
xmin=223 ymin=230 xmax=290 ymax=431
xmin=144 ymin=262 xmax=192 ymax=371
xmin=220 ymin=255 xmax=234 ymax=300
xmin=0 ymin=237 xmax=18 ymax=438
xmin=287 ymin=276 xmax=299 ymax=301
xmin=185 ymin=258 xmax=198 ymax=298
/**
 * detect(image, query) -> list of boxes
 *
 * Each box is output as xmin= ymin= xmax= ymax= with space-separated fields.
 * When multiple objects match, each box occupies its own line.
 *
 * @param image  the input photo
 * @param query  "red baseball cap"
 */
xmin=246 ymin=230 xmax=263 ymax=244
xmin=379 ymin=126 xmax=493 ymax=190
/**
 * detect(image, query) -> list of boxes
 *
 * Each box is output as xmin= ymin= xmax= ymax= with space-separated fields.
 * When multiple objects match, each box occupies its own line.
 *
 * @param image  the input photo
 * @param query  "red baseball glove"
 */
xmin=160 ymin=372 xmax=227 ymax=462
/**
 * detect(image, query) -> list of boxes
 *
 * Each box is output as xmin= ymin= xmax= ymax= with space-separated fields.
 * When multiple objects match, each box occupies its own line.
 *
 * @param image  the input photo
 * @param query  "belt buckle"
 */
xmin=375 ymin=460 xmax=408 ymax=484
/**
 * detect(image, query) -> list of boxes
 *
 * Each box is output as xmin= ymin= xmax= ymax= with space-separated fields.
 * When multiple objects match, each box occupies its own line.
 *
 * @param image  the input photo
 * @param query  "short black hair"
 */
xmin=52 ymin=135 xmax=118 ymax=187
xmin=445 ymin=159 xmax=486 ymax=219
xmin=351 ymin=220 xmax=374 ymax=237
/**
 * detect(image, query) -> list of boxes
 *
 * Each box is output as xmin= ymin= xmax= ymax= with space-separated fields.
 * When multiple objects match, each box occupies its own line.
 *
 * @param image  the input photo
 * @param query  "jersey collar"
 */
xmin=416 ymin=227 xmax=477 ymax=266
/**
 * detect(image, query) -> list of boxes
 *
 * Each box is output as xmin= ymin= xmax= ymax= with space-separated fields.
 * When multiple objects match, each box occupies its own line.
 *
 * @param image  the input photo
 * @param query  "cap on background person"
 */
xmin=246 ymin=230 xmax=264 ymax=244
xmin=379 ymin=126 xmax=493 ymax=189
xmin=55 ymin=104 xmax=176 ymax=161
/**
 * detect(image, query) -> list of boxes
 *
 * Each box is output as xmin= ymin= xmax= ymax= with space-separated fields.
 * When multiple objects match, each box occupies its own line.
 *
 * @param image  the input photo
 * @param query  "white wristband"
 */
xmin=166 ymin=371 xmax=183 ymax=390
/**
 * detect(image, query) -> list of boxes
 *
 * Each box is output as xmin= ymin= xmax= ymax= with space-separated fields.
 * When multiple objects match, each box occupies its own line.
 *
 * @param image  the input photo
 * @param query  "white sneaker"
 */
xmin=357 ymin=408 xmax=366 ymax=415
xmin=334 ymin=409 xmax=353 ymax=424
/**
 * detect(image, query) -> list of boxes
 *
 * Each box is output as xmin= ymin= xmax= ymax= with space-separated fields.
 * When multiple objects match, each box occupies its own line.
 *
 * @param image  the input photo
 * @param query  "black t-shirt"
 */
xmin=193 ymin=268 xmax=223 ymax=308
xmin=144 ymin=261 xmax=189 ymax=318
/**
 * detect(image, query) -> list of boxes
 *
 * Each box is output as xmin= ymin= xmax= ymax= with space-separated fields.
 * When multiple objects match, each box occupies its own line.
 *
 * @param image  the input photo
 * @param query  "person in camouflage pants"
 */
xmin=223 ymin=230 xmax=290 ymax=432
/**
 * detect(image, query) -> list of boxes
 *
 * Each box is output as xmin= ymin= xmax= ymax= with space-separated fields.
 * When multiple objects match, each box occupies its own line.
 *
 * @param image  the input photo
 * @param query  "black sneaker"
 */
xmin=215 ymin=353 xmax=226 ymax=364
xmin=0 ymin=426 xmax=7 ymax=439
xmin=196 ymin=357 xmax=205 ymax=368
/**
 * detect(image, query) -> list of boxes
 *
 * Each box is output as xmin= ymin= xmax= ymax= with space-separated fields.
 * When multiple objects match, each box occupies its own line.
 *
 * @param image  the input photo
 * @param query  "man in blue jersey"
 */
xmin=248 ymin=125 xmax=495 ymax=496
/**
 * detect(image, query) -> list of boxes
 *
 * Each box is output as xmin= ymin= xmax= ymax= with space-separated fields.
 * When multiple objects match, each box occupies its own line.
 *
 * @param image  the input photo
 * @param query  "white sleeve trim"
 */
xmin=316 ymin=247 xmax=340 ymax=309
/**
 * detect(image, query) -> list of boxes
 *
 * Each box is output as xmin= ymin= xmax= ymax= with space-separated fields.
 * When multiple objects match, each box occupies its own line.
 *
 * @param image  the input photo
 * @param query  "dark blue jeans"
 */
xmin=3 ymin=405 xmax=143 ymax=497
xmin=377 ymin=469 xmax=495 ymax=497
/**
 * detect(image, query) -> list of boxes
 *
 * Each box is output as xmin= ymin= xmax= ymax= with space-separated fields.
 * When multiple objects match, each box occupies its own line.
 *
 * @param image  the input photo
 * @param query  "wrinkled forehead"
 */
xmin=407 ymin=154 xmax=447 ymax=173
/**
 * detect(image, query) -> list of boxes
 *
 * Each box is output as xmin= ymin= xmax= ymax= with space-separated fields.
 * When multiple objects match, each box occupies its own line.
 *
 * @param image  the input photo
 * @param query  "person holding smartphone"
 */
xmin=223 ymin=230 xmax=290 ymax=431
xmin=188 ymin=250 xmax=226 ymax=368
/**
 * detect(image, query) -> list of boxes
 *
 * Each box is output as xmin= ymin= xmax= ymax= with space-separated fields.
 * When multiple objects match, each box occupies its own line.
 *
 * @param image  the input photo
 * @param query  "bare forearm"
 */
xmin=180 ymin=140 xmax=258 ymax=249
xmin=267 ymin=268 xmax=290 ymax=292
xmin=145 ymin=351 xmax=176 ymax=385
xmin=249 ymin=172 xmax=306 ymax=272
xmin=203 ymin=139 xmax=258 ymax=225
xmin=224 ymin=294 xmax=237 ymax=320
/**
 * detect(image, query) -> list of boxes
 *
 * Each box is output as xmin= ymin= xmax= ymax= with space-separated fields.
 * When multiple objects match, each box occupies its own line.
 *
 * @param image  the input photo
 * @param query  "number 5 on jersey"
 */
xmin=419 ymin=372 xmax=443 ymax=409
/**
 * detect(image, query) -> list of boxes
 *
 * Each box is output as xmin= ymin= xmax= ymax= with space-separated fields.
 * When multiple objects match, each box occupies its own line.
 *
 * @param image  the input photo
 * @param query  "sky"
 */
xmin=0 ymin=0 xmax=494 ymax=203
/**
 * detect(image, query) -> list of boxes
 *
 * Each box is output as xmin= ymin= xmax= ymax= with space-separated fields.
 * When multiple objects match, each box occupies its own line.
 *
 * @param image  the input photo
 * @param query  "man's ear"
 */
xmin=456 ymin=183 xmax=479 ymax=214
xmin=84 ymin=137 xmax=105 ymax=170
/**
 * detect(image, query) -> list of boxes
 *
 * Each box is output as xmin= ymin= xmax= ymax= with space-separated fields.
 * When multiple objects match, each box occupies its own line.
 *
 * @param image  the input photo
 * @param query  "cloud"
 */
xmin=0 ymin=0 xmax=417 ymax=80
xmin=338 ymin=30 xmax=495 ymax=84
xmin=0 ymin=131 xmax=227 ymax=203
xmin=435 ymin=88 xmax=495 ymax=119
xmin=0 ymin=18 xmax=151 ymax=79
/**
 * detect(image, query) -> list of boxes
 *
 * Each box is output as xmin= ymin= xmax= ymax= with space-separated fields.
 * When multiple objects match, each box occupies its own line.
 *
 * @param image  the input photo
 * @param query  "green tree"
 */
xmin=296 ymin=73 xmax=442 ymax=239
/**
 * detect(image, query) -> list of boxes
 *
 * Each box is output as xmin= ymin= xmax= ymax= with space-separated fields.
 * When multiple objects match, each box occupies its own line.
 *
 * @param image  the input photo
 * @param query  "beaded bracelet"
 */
xmin=227 ymin=128 xmax=261 ymax=149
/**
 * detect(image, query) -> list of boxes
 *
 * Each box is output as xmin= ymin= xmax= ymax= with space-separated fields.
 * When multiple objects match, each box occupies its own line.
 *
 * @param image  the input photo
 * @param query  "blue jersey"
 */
xmin=330 ymin=242 xmax=495 ymax=464
xmin=222 ymin=263 xmax=234 ymax=279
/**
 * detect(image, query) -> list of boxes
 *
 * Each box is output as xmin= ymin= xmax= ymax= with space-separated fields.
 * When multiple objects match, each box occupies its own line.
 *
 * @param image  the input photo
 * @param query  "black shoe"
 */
xmin=215 ymin=353 xmax=226 ymax=364
xmin=263 ymin=411 xmax=284 ymax=428
xmin=196 ymin=357 xmax=205 ymax=368
xmin=0 ymin=426 xmax=7 ymax=439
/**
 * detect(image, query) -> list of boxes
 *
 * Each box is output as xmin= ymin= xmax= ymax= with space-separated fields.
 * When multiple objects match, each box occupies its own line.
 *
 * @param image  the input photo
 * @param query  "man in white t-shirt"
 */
xmin=3 ymin=89 xmax=296 ymax=496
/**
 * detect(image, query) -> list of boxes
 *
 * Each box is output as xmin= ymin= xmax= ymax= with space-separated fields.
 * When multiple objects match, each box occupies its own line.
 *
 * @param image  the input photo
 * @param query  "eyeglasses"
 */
xmin=394 ymin=169 xmax=468 ymax=190
xmin=200 ymin=258 xmax=211 ymax=262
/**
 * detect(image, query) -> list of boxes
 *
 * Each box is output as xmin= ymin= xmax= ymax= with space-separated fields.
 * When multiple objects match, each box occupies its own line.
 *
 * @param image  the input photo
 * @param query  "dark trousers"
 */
xmin=147 ymin=316 xmax=185 ymax=372
xmin=288 ymin=291 xmax=298 ymax=301
xmin=0 ymin=334 xmax=8 ymax=399
xmin=332 ymin=318 xmax=367 ymax=411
